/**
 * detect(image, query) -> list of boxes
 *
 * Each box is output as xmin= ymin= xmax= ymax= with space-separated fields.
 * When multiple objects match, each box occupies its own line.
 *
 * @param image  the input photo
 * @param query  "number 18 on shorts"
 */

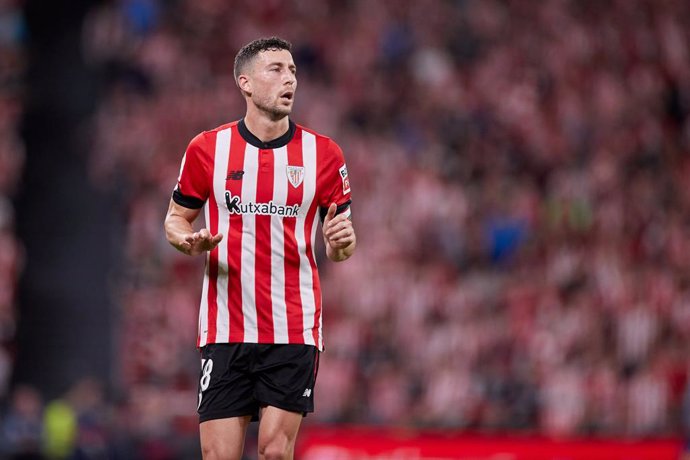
xmin=198 ymin=358 xmax=214 ymax=409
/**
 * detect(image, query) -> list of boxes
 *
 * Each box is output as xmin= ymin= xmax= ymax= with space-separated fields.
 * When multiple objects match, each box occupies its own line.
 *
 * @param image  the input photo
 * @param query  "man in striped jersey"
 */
xmin=164 ymin=37 xmax=356 ymax=460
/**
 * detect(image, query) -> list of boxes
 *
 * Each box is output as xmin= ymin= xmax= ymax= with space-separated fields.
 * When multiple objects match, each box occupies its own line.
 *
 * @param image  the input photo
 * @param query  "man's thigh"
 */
xmin=258 ymin=406 xmax=303 ymax=459
xmin=200 ymin=416 xmax=251 ymax=460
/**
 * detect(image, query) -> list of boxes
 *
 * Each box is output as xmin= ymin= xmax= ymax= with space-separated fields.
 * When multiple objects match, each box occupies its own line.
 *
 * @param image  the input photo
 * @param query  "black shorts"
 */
xmin=197 ymin=343 xmax=320 ymax=423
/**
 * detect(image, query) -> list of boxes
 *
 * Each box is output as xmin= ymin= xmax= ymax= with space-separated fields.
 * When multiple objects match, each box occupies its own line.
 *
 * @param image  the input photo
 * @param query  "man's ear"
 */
xmin=237 ymin=75 xmax=251 ymax=96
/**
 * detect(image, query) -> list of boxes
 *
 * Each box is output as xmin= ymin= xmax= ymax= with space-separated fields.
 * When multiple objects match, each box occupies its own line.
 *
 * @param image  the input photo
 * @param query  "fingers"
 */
xmin=324 ymin=216 xmax=354 ymax=249
xmin=323 ymin=204 xmax=351 ymax=248
xmin=185 ymin=229 xmax=212 ymax=242
xmin=325 ymin=225 xmax=351 ymax=241
xmin=324 ymin=214 xmax=348 ymax=236
xmin=329 ymin=236 xmax=354 ymax=249
xmin=327 ymin=227 xmax=354 ymax=243
xmin=209 ymin=233 xmax=223 ymax=246
xmin=325 ymin=203 xmax=337 ymax=222
xmin=324 ymin=215 xmax=351 ymax=238
xmin=183 ymin=229 xmax=223 ymax=254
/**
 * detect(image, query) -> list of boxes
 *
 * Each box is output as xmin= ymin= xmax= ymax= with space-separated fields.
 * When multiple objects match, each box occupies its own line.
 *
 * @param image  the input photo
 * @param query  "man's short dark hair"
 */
xmin=233 ymin=37 xmax=292 ymax=81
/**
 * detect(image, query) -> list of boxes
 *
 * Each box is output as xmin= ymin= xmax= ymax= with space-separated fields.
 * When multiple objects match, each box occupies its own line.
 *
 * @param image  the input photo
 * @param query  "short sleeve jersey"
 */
xmin=174 ymin=119 xmax=352 ymax=350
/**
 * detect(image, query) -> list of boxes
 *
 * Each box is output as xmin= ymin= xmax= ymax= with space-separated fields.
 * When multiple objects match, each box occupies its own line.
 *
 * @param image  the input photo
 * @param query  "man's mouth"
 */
xmin=280 ymin=91 xmax=294 ymax=101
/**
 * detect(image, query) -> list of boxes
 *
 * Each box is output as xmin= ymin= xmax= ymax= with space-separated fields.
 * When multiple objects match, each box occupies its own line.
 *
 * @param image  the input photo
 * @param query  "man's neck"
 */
xmin=243 ymin=108 xmax=290 ymax=142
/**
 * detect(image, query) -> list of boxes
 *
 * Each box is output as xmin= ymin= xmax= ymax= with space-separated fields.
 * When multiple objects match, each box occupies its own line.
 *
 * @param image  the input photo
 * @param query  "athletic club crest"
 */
xmin=286 ymin=165 xmax=304 ymax=188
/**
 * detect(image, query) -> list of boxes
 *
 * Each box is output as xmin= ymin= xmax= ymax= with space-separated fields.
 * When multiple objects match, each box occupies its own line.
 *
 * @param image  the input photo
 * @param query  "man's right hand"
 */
xmin=179 ymin=229 xmax=223 ymax=256
xmin=165 ymin=199 xmax=223 ymax=256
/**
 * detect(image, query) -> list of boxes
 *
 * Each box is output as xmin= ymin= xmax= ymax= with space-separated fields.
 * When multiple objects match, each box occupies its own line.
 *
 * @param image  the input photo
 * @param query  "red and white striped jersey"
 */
xmin=173 ymin=119 xmax=352 ymax=351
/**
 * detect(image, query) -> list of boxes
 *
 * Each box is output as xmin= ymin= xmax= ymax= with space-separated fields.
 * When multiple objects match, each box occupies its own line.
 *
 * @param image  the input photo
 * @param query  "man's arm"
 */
xmin=322 ymin=203 xmax=356 ymax=262
xmin=164 ymin=199 xmax=223 ymax=256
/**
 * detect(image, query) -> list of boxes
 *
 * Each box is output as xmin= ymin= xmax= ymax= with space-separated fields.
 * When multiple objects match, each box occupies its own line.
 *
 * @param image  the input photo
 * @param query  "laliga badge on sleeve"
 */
xmin=286 ymin=165 xmax=305 ymax=188
xmin=339 ymin=164 xmax=351 ymax=194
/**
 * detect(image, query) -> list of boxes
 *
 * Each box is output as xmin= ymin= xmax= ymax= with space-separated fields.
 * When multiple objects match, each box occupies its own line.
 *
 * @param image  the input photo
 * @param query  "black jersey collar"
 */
xmin=238 ymin=118 xmax=296 ymax=149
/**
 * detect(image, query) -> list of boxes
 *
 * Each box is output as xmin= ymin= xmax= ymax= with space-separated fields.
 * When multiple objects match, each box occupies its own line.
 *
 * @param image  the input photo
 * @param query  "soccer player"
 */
xmin=164 ymin=37 xmax=356 ymax=460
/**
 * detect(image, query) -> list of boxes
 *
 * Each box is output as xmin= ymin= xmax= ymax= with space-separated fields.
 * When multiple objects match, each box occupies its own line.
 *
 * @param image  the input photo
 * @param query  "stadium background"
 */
xmin=1 ymin=0 xmax=690 ymax=458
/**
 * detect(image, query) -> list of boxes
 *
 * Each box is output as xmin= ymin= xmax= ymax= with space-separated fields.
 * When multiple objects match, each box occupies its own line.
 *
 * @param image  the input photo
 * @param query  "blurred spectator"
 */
xmin=67 ymin=378 xmax=110 ymax=460
xmin=0 ymin=0 xmax=25 ymax=449
xmin=42 ymin=399 xmax=76 ymax=460
xmin=0 ymin=385 xmax=43 ymax=460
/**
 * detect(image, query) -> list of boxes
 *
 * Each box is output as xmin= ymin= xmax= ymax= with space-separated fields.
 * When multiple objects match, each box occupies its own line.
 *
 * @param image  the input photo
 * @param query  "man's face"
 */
xmin=243 ymin=49 xmax=297 ymax=120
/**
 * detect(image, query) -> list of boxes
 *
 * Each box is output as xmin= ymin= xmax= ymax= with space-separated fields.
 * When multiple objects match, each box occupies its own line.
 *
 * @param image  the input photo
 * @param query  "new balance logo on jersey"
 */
xmin=226 ymin=170 xmax=244 ymax=180
xmin=302 ymin=388 xmax=312 ymax=397
xmin=225 ymin=191 xmax=300 ymax=217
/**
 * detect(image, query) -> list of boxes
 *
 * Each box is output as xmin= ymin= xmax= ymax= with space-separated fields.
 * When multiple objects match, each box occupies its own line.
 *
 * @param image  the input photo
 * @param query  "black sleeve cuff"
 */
xmin=172 ymin=188 xmax=205 ymax=209
xmin=319 ymin=199 xmax=352 ymax=223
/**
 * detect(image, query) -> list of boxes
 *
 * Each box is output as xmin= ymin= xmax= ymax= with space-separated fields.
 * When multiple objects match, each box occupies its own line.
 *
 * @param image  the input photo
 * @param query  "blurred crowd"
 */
xmin=4 ymin=0 xmax=690 ymax=458
xmin=87 ymin=0 xmax=690 ymax=439
xmin=0 ymin=0 xmax=25 ymax=429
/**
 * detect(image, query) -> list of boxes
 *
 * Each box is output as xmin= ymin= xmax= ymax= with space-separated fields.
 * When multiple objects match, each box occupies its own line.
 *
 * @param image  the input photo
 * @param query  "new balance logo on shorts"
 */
xmin=302 ymin=388 xmax=312 ymax=397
